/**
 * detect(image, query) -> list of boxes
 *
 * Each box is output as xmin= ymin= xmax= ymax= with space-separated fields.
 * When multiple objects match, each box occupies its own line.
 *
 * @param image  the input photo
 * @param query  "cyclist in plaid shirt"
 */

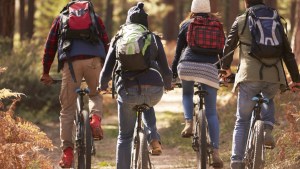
xmin=40 ymin=1 xmax=109 ymax=168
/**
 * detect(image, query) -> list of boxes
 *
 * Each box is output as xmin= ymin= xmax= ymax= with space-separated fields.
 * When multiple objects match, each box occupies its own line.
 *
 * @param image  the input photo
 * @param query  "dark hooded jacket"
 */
xmin=99 ymin=2 xmax=172 ymax=91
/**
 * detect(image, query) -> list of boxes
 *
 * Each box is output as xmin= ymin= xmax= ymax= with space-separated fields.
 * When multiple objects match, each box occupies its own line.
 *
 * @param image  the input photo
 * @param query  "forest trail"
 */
xmin=43 ymin=88 xmax=230 ymax=169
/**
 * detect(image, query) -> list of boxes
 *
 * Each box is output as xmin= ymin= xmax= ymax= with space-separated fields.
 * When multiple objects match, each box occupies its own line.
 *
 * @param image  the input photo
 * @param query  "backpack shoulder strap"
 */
xmin=88 ymin=1 xmax=100 ymax=35
xmin=241 ymin=10 xmax=250 ymax=35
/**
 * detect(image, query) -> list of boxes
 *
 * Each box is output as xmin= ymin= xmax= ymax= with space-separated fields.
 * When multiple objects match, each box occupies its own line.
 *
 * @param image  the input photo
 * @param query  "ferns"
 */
xmin=0 ymin=67 xmax=54 ymax=169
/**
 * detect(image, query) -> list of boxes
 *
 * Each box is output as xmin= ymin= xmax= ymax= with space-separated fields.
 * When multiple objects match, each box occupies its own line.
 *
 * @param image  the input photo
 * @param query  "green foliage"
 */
xmin=0 ymin=40 xmax=61 ymax=123
xmin=35 ymin=0 xmax=69 ymax=38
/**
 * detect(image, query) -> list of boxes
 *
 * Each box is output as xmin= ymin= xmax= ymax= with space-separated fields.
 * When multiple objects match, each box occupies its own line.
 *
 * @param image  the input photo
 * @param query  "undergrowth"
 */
xmin=0 ymin=68 xmax=54 ymax=169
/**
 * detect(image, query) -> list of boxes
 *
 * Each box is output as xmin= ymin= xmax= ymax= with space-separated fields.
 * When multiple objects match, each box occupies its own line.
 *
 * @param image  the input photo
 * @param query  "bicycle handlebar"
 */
xmin=52 ymin=79 xmax=86 ymax=84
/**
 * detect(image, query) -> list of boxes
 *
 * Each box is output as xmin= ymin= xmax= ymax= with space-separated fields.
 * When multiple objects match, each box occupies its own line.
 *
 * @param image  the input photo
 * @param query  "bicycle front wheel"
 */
xmin=245 ymin=120 xmax=264 ymax=169
xmin=196 ymin=109 xmax=207 ymax=169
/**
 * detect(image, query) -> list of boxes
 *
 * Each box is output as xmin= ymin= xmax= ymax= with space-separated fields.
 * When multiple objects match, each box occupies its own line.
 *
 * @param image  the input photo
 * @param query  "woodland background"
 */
xmin=0 ymin=0 xmax=300 ymax=168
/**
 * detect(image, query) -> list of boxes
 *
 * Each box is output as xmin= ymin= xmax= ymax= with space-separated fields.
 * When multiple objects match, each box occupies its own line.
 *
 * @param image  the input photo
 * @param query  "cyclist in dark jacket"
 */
xmin=171 ymin=0 xmax=224 ymax=167
xmin=220 ymin=0 xmax=300 ymax=168
xmin=99 ymin=2 xmax=172 ymax=169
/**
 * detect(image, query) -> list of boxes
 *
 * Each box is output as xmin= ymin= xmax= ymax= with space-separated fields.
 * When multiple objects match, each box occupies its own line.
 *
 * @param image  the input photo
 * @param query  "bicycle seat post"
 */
xmin=76 ymin=88 xmax=90 ymax=113
xmin=194 ymin=84 xmax=208 ymax=110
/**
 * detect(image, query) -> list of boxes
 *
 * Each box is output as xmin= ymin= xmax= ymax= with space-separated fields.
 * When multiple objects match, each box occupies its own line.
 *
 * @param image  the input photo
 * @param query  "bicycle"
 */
xmin=53 ymin=79 xmax=95 ymax=169
xmin=99 ymin=89 xmax=153 ymax=169
xmin=243 ymin=93 xmax=271 ymax=169
xmin=130 ymin=104 xmax=153 ymax=169
xmin=174 ymin=81 xmax=213 ymax=169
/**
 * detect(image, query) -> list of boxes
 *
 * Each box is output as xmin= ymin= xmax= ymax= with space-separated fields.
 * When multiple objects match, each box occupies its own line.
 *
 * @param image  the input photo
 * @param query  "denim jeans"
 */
xmin=231 ymin=81 xmax=280 ymax=162
xmin=182 ymin=80 xmax=220 ymax=149
xmin=116 ymin=85 xmax=163 ymax=169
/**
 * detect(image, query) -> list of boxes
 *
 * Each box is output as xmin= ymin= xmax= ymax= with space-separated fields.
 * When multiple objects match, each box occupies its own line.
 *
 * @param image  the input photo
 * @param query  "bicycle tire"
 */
xmin=82 ymin=110 xmax=92 ymax=169
xmin=73 ymin=111 xmax=85 ymax=169
xmin=137 ymin=129 xmax=151 ymax=169
xmin=245 ymin=120 xmax=264 ymax=169
xmin=196 ymin=109 xmax=207 ymax=169
xmin=131 ymin=128 xmax=140 ymax=169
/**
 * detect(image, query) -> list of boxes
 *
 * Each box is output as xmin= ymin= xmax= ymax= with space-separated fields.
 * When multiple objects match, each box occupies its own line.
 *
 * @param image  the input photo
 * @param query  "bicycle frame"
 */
xmin=53 ymin=79 xmax=94 ymax=169
xmin=74 ymin=87 xmax=95 ymax=169
xmin=192 ymin=84 xmax=213 ymax=169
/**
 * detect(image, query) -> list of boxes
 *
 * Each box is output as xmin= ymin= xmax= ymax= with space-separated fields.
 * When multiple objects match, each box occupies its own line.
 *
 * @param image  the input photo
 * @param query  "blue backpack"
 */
xmin=241 ymin=6 xmax=286 ymax=80
xmin=242 ymin=6 xmax=285 ymax=59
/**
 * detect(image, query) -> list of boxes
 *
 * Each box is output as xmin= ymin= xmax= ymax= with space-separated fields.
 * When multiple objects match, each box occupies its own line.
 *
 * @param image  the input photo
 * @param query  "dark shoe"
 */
xmin=59 ymin=147 xmax=73 ymax=168
xmin=230 ymin=162 xmax=245 ymax=169
xmin=90 ymin=114 xmax=103 ymax=140
xmin=181 ymin=119 xmax=193 ymax=138
xmin=212 ymin=149 xmax=224 ymax=168
xmin=149 ymin=139 xmax=162 ymax=156
xmin=264 ymin=124 xmax=275 ymax=148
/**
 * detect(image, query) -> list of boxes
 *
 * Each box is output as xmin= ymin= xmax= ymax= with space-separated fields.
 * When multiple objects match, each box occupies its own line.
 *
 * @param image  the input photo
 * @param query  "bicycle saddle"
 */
xmin=133 ymin=104 xmax=150 ymax=112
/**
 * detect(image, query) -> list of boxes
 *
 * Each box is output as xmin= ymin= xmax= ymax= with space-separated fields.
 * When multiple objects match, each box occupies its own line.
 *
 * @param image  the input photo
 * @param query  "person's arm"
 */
xmin=99 ymin=41 xmax=116 ymax=90
xmin=171 ymin=21 xmax=189 ymax=78
xmin=282 ymin=33 xmax=300 ymax=83
xmin=97 ymin=17 xmax=109 ymax=54
xmin=220 ymin=18 xmax=240 ymax=77
xmin=41 ymin=16 xmax=60 ymax=84
xmin=154 ymin=35 xmax=173 ymax=90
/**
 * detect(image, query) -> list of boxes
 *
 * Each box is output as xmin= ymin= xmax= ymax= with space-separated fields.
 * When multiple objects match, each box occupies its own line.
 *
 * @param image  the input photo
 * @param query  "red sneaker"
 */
xmin=90 ymin=114 xmax=103 ymax=140
xmin=59 ymin=147 xmax=73 ymax=168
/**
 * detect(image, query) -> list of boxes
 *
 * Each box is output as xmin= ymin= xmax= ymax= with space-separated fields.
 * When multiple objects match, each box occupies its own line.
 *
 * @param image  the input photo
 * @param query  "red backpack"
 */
xmin=187 ymin=16 xmax=225 ymax=55
xmin=60 ymin=0 xmax=101 ymax=43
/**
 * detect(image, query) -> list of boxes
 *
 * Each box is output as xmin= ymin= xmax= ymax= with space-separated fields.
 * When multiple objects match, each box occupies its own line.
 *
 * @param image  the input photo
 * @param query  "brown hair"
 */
xmin=244 ymin=0 xmax=263 ymax=8
xmin=179 ymin=12 xmax=221 ymax=27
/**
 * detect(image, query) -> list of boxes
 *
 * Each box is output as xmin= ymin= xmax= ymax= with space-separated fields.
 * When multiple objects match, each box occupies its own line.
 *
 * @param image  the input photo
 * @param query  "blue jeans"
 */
xmin=231 ymin=81 xmax=280 ymax=162
xmin=182 ymin=80 xmax=220 ymax=149
xmin=116 ymin=85 xmax=163 ymax=169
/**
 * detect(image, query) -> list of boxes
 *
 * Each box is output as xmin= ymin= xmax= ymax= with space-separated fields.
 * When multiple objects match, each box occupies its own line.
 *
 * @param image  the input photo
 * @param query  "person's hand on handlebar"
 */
xmin=219 ymin=69 xmax=232 ymax=78
xmin=289 ymin=81 xmax=300 ymax=92
xmin=40 ymin=74 xmax=54 ymax=85
xmin=97 ymin=86 xmax=111 ymax=95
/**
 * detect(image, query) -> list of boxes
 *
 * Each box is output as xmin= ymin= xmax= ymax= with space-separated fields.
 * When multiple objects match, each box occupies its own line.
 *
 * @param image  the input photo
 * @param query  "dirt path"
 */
xmin=42 ymin=88 xmax=230 ymax=169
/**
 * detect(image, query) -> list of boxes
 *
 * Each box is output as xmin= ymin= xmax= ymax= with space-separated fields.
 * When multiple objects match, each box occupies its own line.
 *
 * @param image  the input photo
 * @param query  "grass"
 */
xmin=156 ymin=111 xmax=192 ymax=151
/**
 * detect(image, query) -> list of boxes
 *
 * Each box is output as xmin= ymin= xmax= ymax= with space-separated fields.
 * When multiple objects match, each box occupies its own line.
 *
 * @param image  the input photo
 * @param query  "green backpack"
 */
xmin=115 ymin=24 xmax=152 ymax=72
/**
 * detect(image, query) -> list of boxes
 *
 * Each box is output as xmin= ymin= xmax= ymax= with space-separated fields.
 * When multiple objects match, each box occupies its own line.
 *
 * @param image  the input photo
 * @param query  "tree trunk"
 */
xmin=20 ymin=0 xmax=26 ymax=40
xmin=210 ymin=0 xmax=218 ymax=13
xmin=178 ymin=0 xmax=185 ymax=22
xmin=225 ymin=0 xmax=239 ymax=34
xmin=105 ymin=0 xmax=113 ymax=38
xmin=0 ymin=0 xmax=15 ymax=51
xmin=292 ymin=0 xmax=300 ymax=61
xmin=163 ymin=0 xmax=178 ymax=41
xmin=26 ymin=0 xmax=35 ymax=39
xmin=290 ymin=0 xmax=297 ymax=38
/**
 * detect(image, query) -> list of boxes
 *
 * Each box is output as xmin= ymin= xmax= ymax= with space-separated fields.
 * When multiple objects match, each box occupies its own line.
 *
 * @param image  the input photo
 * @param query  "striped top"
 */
xmin=177 ymin=61 xmax=219 ymax=89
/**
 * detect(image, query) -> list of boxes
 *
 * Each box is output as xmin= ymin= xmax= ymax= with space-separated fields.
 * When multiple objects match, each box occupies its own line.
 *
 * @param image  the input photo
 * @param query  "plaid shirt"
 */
xmin=42 ymin=16 xmax=109 ymax=74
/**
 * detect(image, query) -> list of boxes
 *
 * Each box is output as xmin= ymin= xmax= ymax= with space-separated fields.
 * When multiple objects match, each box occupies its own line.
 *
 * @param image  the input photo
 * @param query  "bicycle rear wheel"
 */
xmin=137 ymin=129 xmax=151 ymax=169
xmin=83 ymin=110 xmax=92 ymax=169
xmin=131 ymin=128 xmax=140 ymax=169
xmin=74 ymin=110 xmax=92 ymax=169
xmin=196 ymin=109 xmax=207 ymax=169
xmin=245 ymin=120 xmax=264 ymax=169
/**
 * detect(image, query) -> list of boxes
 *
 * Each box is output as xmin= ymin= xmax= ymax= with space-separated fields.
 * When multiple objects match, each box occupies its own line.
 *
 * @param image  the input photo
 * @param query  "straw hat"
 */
xmin=191 ymin=0 xmax=211 ymax=13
